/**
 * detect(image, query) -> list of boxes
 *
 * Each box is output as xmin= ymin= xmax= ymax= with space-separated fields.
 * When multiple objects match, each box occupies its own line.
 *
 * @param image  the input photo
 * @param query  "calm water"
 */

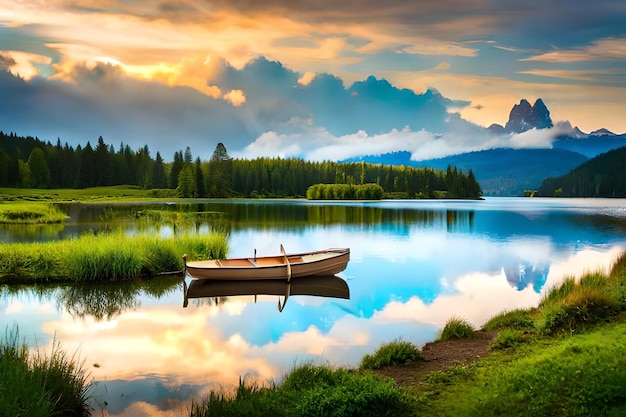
xmin=2 ymin=197 xmax=626 ymax=416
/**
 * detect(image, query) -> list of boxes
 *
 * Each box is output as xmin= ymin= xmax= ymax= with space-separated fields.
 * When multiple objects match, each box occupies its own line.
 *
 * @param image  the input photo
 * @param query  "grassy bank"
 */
xmin=0 ymin=326 xmax=91 ymax=417
xmin=3 ymin=252 xmax=625 ymax=416
xmin=0 ymin=185 xmax=160 ymax=202
xmin=0 ymin=231 xmax=228 ymax=283
xmin=187 ymin=251 xmax=626 ymax=416
xmin=0 ymin=202 xmax=68 ymax=224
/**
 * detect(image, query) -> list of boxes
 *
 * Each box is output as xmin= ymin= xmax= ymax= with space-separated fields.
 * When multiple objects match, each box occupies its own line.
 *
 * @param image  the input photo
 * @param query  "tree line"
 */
xmin=0 ymin=131 xmax=482 ymax=199
xmin=537 ymin=146 xmax=626 ymax=197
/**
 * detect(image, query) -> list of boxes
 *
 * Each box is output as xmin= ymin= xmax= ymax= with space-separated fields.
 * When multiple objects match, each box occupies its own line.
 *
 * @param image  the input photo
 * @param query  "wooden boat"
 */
xmin=183 ymin=246 xmax=350 ymax=281
xmin=183 ymin=274 xmax=350 ymax=311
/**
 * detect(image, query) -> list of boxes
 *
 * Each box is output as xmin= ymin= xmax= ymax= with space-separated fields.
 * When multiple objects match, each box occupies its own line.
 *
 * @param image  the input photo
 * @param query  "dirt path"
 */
xmin=375 ymin=330 xmax=497 ymax=386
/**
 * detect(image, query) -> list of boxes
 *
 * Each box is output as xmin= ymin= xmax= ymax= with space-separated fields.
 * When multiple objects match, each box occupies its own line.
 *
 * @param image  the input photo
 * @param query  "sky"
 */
xmin=1 ymin=1 xmax=625 ymax=162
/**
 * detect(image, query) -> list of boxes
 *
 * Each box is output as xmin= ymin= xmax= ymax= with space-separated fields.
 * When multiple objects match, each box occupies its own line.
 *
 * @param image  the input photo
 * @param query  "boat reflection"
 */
xmin=183 ymin=275 xmax=350 ymax=312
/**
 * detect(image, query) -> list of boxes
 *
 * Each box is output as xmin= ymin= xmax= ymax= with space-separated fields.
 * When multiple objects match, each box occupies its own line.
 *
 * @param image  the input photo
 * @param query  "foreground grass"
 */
xmin=0 ymin=231 xmax=228 ymax=283
xmin=190 ymin=363 xmax=412 ymax=417
xmin=0 ymin=326 xmax=91 ymax=417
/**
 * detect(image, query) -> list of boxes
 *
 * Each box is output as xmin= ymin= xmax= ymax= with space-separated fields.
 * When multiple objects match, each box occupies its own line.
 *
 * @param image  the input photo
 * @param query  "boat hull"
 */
xmin=184 ymin=248 xmax=350 ymax=280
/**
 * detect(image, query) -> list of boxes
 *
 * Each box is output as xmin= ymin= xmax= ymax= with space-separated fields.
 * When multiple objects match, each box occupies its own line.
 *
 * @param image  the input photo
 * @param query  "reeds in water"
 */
xmin=0 ymin=231 xmax=228 ymax=282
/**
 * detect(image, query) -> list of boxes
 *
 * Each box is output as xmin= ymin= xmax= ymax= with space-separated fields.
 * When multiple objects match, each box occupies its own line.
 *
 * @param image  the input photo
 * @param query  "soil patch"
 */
xmin=375 ymin=330 xmax=497 ymax=387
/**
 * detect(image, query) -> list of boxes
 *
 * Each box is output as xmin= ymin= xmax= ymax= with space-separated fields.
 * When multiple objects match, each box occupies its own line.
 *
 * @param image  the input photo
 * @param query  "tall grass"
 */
xmin=538 ymin=269 xmax=623 ymax=335
xmin=359 ymin=339 xmax=422 ymax=370
xmin=482 ymin=308 xmax=536 ymax=331
xmin=0 ymin=231 xmax=228 ymax=282
xmin=0 ymin=202 xmax=68 ymax=224
xmin=439 ymin=316 xmax=475 ymax=341
xmin=0 ymin=326 xmax=92 ymax=417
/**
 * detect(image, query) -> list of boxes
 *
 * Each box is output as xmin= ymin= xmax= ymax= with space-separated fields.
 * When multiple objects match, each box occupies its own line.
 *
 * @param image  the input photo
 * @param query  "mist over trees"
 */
xmin=0 ymin=131 xmax=482 ymax=199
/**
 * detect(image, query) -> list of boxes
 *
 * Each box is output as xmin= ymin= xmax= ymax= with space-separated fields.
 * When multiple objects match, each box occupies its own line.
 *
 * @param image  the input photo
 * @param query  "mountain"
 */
xmin=488 ymin=98 xmax=553 ymax=133
xmin=553 ymin=132 xmax=626 ymax=158
xmin=537 ymin=146 xmax=626 ymax=197
xmin=343 ymin=98 xmax=626 ymax=196
xmin=345 ymin=148 xmax=589 ymax=196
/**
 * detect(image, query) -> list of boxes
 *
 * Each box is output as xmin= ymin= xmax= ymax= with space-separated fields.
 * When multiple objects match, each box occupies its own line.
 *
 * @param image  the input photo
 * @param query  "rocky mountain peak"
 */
xmin=504 ymin=98 xmax=553 ymax=133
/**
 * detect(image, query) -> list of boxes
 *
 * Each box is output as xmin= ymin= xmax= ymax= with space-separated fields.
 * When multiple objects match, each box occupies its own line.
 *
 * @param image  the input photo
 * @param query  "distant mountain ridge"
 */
xmin=344 ymin=98 xmax=626 ymax=196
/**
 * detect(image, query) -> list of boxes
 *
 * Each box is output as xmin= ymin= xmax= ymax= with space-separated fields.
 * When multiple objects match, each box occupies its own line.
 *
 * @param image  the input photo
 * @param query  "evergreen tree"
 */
xmin=207 ymin=142 xmax=232 ymax=197
xmin=94 ymin=136 xmax=111 ymax=186
xmin=27 ymin=147 xmax=51 ymax=188
xmin=152 ymin=151 xmax=168 ymax=188
xmin=194 ymin=157 xmax=206 ymax=197
xmin=170 ymin=151 xmax=184 ymax=189
xmin=177 ymin=165 xmax=195 ymax=197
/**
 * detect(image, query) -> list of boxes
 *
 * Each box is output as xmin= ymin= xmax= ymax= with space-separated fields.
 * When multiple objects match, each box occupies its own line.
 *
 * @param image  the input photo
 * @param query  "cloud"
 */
xmin=522 ymin=37 xmax=626 ymax=63
xmin=223 ymin=89 xmax=246 ymax=106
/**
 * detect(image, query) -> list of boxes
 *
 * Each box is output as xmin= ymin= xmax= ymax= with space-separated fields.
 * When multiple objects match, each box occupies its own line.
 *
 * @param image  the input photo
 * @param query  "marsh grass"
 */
xmin=0 ymin=326 xmax=92 ymax=417
xmin=0 ymin=202 xmax=68 ymax=224
xmin=0 ymin=231 xmax=228 ymax=282
xmin=359 ymin=338 xmax=422 ymax=370
xmin=439 ymin=316 xmax=475 ymax=341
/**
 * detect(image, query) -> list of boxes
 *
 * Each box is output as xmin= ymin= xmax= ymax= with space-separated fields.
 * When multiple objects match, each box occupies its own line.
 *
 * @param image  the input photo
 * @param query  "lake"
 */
xmin=2 ymin=197 xmax=626 ymax=416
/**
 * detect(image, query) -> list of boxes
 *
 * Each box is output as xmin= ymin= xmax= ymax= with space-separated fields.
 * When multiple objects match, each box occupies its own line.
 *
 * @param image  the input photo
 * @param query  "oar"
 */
xmin=280 ymin=244 xmax=292 ymax=282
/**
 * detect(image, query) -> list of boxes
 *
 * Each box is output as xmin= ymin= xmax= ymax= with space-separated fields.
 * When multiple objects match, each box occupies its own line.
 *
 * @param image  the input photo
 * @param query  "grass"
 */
xmin=0 ymin=326 xmax=92 ymax=417
xmin=408 ymin=253 xmax=626 ymax=416
xmin=359 ymin=338 xmax=422 ymax=370
xmin=189 ymin=252 xmax=626 ymax=416
xmin=0 ymin=202 xmax=68 ymax=224
xmin=0 ymin=185 xmax=154 ymax=202
xmin=0 ymin=231 xmax=228 ymax=283
xmin=190 ymin=363 xmax=412 ymax=417
xmin=438 ymin=316 xmax=475 ymax=341
xmin=482 ymin=308 xmax=536 ymax=331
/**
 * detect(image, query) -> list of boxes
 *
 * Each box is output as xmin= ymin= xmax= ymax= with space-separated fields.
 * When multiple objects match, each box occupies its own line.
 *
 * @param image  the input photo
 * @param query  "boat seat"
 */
xmin=219 ymin=259 xmax=256 ymax=267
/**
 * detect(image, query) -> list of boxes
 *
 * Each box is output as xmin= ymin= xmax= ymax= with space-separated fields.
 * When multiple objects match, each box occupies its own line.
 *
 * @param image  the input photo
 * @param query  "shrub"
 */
xmin=359 ymin=339 xmax=422 ymax=370
xmin=482 ymin=308 xmax=536 ymax=331
xmin=439 ymin=316 xmax=475 ymax=341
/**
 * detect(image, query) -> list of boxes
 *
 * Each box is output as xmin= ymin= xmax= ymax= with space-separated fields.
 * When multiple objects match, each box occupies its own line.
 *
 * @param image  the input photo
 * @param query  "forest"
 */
xmin=537 ymin=146 xmax=626 ymax=197
xmin=0 ymin=131 xmax=482 ymax=199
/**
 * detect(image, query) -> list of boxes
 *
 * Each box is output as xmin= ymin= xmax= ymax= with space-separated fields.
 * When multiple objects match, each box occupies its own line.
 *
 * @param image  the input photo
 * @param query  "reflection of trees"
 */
xmin=57 ymin=282 xmax=142 ymax=321
xmin=0 ymin=223 xmax=65 ymax=242
xmin=56 ymin=277 xmax=182 ymax=321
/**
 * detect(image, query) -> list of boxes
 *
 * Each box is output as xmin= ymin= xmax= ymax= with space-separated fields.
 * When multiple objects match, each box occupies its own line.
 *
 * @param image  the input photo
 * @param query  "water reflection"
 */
xmin=56 ymin=276 xmax=182 ymax=321
xmin=183 ymin=275 xmax=350 ymax=312
xmin=1 ymin=198 xmax=626 ymax=416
